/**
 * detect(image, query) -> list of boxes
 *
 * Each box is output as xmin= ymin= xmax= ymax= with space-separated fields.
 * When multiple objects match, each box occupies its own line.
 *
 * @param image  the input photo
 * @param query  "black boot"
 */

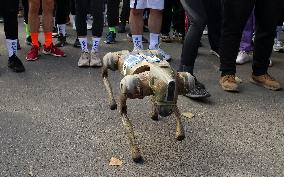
xmin=8 ymin=54 xmax=25 ymax=73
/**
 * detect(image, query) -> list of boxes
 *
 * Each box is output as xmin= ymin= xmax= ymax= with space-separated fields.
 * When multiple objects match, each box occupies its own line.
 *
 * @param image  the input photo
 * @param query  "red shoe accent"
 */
xmin=26 ymin=46 xmax=39 ymax=61
xmin=43 ymin=44 xmax=66 ymax=57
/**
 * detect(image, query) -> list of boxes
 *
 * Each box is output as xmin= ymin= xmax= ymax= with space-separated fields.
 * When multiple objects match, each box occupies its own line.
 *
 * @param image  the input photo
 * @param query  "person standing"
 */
xmin=219 ymin=0 xmax=283 ymax=91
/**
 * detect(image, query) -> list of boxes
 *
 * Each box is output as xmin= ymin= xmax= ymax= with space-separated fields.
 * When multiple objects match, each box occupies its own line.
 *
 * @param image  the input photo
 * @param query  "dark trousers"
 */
xmin=180 ymin=0 xmax=222 ymax=74
xmin=120 ymin=0 xmax=130 ymax=25
xmin=107 ymin=0 xmax=120 ymax=27
xmin=75 ymin=0 xmax=104 ymax=37
xmin=161 ymin=0 xmax=185 ymax=35
xmin=55 ymin=0 xmax=70 ymax=24
xmin=0 ymin=0 xmax=19 ymax=39
xmin=220 ymin=0 xmax=283 ymax=76
xmin=22 ymin=0 xmax=29 ymax=23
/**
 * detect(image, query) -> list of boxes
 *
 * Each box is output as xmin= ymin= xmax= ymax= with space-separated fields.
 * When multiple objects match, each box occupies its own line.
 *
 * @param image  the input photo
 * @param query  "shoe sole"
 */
xmin=250 ymin=79 xmax=281 ymax=91
xmin=42 ymin=51 xmax=66 ymax=57
xmin=220 ymin=82 xmax=239 ymax=92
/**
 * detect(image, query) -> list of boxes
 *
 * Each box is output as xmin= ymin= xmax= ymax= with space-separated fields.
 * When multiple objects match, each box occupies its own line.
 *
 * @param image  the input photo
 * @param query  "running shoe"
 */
xmin=236 ymin=51 xmax=251 ymax=64
xmin=184 ymin=79 xmax=211 ymax=99
xmin=8 ymin=54 xmax=25 ymax=72
xmin=90 ymin=51 xmax=102 ymax=67
xmin=43 ymin=44 xmax=66 ymax=57
xmin=273 ymin=40 xmax=284 ymax=52
xmin=55 ymin=34 xmax=67 ymax=47
xmin=104 ymin=31 xmax=116 ymax=44
xmin=73 ymin=38 xmax=81 ymax=48
xmin=78 ymin=51 xmax=90 ymax=67
xmin=26 ymin=46 xmax=40 ymax=61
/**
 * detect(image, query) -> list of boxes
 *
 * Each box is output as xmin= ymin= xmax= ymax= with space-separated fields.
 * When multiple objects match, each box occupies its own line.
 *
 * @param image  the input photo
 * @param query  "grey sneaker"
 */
xmin=90 ymin=51 xmax=102 ymax=67
xmin=78 ymin=51 xmax=90 ymax=67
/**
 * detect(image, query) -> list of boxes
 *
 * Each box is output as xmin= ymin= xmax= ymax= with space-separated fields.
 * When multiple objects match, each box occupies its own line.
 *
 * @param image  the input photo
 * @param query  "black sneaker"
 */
xmin=127 ymin=33 xmax=149 ymax=43
xmin=55 ymin=34 xmax=67 ymax=47
xmin=118 ymin=23 xmax=126 ymax=33
xmin=73 ymin=38 xmax=81 ymax=48
xmin=104 ymin=31 xmax=116 ymax=44
xmin=8 ymin=54 xmax=25 ymax=73
xmin=184 ymin=79 xmax=211 ymax=99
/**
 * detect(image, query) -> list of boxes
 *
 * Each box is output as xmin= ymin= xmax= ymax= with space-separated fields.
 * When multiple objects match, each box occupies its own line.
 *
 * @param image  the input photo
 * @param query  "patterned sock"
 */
xmin=78 ymin=37 xmax=88 ymax=52
xmin=91 ymin=37 xmax=101 ymax=52
xmin=132 ymin=35 xmax=143 ymax=50
xmin=149 ymin=33 xmax=160 ymax=50
xmin=57 ymin=24 xmax=66 ymax=36
xmin=6 ymin=39 xmax=17 ymax=57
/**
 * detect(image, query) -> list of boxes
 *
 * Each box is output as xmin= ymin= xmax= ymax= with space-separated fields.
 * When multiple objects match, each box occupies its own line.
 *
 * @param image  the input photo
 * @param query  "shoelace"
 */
xmin=224 ymin=75 xmax=236 ymax=83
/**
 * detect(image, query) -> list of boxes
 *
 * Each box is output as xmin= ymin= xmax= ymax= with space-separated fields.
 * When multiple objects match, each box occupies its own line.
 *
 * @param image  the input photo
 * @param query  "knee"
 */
xmin=29 ymin=0 xmax=40 ymax=14
xmin=131 ymin=9 xmax=143 ymax=17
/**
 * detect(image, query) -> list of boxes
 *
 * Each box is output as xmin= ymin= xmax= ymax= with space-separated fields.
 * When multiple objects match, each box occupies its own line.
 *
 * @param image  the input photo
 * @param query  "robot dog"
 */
xmin=102 ymin=50 xmax=195 ymax=162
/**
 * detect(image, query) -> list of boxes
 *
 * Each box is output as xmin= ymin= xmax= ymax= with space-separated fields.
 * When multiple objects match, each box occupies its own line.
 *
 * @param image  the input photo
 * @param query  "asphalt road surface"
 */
xmin=0 ymin=19 xmax=283 ymax=177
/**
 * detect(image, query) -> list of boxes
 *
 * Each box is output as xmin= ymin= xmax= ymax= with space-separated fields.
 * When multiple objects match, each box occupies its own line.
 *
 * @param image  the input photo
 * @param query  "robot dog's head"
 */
xmin=150 ymin=61 xmax=177 ymax=117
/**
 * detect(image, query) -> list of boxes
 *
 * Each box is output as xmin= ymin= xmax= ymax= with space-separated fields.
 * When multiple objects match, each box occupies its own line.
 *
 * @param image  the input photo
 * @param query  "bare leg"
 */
xmin=129 ymin=9 xmax=144 ymax=35
xmin=102 ymin=66 xmax=117 ymax=110
xmin=173 ymin=106 xmax=185 ymax=141
xmin=120 ymin=94 xmax=142 ymax=162
xmin=28 ymin=0 xmax=40 ymax=32
xmin=42 ymin=0 xmax=54 ymax=32
xmin=148 ymin=9 xmax=162 ymax=34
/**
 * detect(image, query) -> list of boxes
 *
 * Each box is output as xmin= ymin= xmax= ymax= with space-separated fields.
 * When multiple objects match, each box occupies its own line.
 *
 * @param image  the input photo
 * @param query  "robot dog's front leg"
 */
xmin=119 ymin=93 xmax=142 ymax=162
xmin=119 ymin=73 xmax=152 ymax=162
xmin=102 ymin=52 xmax=120 ymax=110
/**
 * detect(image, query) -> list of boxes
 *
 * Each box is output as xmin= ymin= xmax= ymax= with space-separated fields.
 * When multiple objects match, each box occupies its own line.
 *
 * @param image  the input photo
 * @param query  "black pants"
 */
xmin=107 ymin=0 xmax=120 ymax=27
xmin=161 ymin=0 xmax=185 ymax=35
xmin=55 ymin=0 xmax=70 ymax=24
xmin=180 ymin=0 xmax=222 ymax=74
xmin=22 ymin=0 xmax=29 ymax=23
xmin=0 ymin=0 xmax=19 ymax=39
xmin=120 ymin=0 xmax=130 ymax=25
xmin=220 ymin=0 xmax=283 ymax=76
xmin=75 ymin=0 xmax=104 ymax=37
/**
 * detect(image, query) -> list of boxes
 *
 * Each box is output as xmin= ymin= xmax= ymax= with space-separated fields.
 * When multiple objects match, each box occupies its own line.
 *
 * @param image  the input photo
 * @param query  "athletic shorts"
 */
xmin=130 ymin=0 xmax=164 ymax=10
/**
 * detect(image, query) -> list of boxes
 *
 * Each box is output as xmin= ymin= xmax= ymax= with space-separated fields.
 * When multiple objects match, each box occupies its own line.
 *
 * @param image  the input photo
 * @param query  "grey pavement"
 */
xmin=0 ymin=19 xmax=283 ymax=177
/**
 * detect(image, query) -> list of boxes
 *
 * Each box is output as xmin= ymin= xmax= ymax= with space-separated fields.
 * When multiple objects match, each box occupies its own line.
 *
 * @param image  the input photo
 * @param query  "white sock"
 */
xmin=149 ymin=33 xmax=160 ymax=50
xmin=57 ymin=24 xmax=66 ymax=36
xmin=78 ymin=37 xmax=88 ymax=52
xmin=6 ymin=39 xmax=17 ymax=57
xmin=132 ymin=35 xmax=143 ymax=50
xmin=71 ymin=15 xmax=76 ymax=29
xmin=91 ymin=37 xmax=101 ymax=52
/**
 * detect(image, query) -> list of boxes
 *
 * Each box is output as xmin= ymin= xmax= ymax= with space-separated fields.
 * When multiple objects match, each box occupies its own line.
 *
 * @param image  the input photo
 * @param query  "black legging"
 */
xmin=161 ymin=0 xmax=185 ymax=35
xmin=0 ymin=0 xmax=19 ymax=40
xmin=75 ymin=0 xmax=104 ymax=37
xmin=107 ymin=0 xmax=120 ymax=27
xmin=180 ymin=0 xmax=222 ymax=74
xmin=55 ymin=0 xmax=70 ymax=24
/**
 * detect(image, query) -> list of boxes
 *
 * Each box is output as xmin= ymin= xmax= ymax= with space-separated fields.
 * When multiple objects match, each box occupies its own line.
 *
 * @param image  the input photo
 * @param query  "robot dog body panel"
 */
xmin=102 ymin=50 xmax=195 ymax=162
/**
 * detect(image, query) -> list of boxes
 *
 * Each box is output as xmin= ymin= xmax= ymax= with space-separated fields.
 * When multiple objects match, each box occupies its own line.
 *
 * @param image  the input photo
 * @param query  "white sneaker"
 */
xmin=78 ymin=51 xmax=90 ymax=67
xmin=155 ymin=47 xmax=171 ymax=61
xmin=236 ymin=51 xmax=251 ymax=64
xmin=90 ymin=51 xmax=102 ymax=67
xmin=273 ymin=40 xmax=284 ymax=52
xmin=209 ymin=49 xmax=220 ymax=58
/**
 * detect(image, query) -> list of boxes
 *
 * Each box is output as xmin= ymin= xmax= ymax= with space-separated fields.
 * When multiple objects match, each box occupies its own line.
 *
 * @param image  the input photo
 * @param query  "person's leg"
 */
xmin=172 ymin=1 xmax=185 ymax=40
xmin=236 ymin=10 xmax=255 ymax=65
xmin=55 ymin=0 xmax=69 ymax=47
xmin=118 ymin=0 xmax=130 ymax=33
xmin=147 ymin=0 xmax=171 ymax=60
xmin=3 ymin=0 xmax=25 ymax=72
xmin=206 ymin=0 xmax=222 ymax=54
xmin=105 ymin=0 xmax=120 ymax=44
xmin=179 ymin=0 xmax=207 ymax=73
xmin=76 ymin=0 xmax=91 ymax=67
xmin=161 ymin=0 xmax=173 ymax=38
xmin=90 ymin=0 xmax=104 ymax=66
xmin=219 ymin=0 xmax=255 ymax=91
xmin=130 ymin=0 xmax=145 ymax=50
xmin=252 ymin=1 xmax=283 ymax=76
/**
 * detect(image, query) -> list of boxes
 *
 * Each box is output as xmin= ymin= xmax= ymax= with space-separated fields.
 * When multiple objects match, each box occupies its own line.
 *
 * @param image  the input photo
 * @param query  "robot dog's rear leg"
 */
xmin=151 ymin=97 xmax=159 ymax=121
xmin=174 ymin=106 xmax=185 ymax=141
xmin=102 ymin=67 xmax=117 ymax=110
xmin=120 ymin=94 xmax=142 ymax=162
